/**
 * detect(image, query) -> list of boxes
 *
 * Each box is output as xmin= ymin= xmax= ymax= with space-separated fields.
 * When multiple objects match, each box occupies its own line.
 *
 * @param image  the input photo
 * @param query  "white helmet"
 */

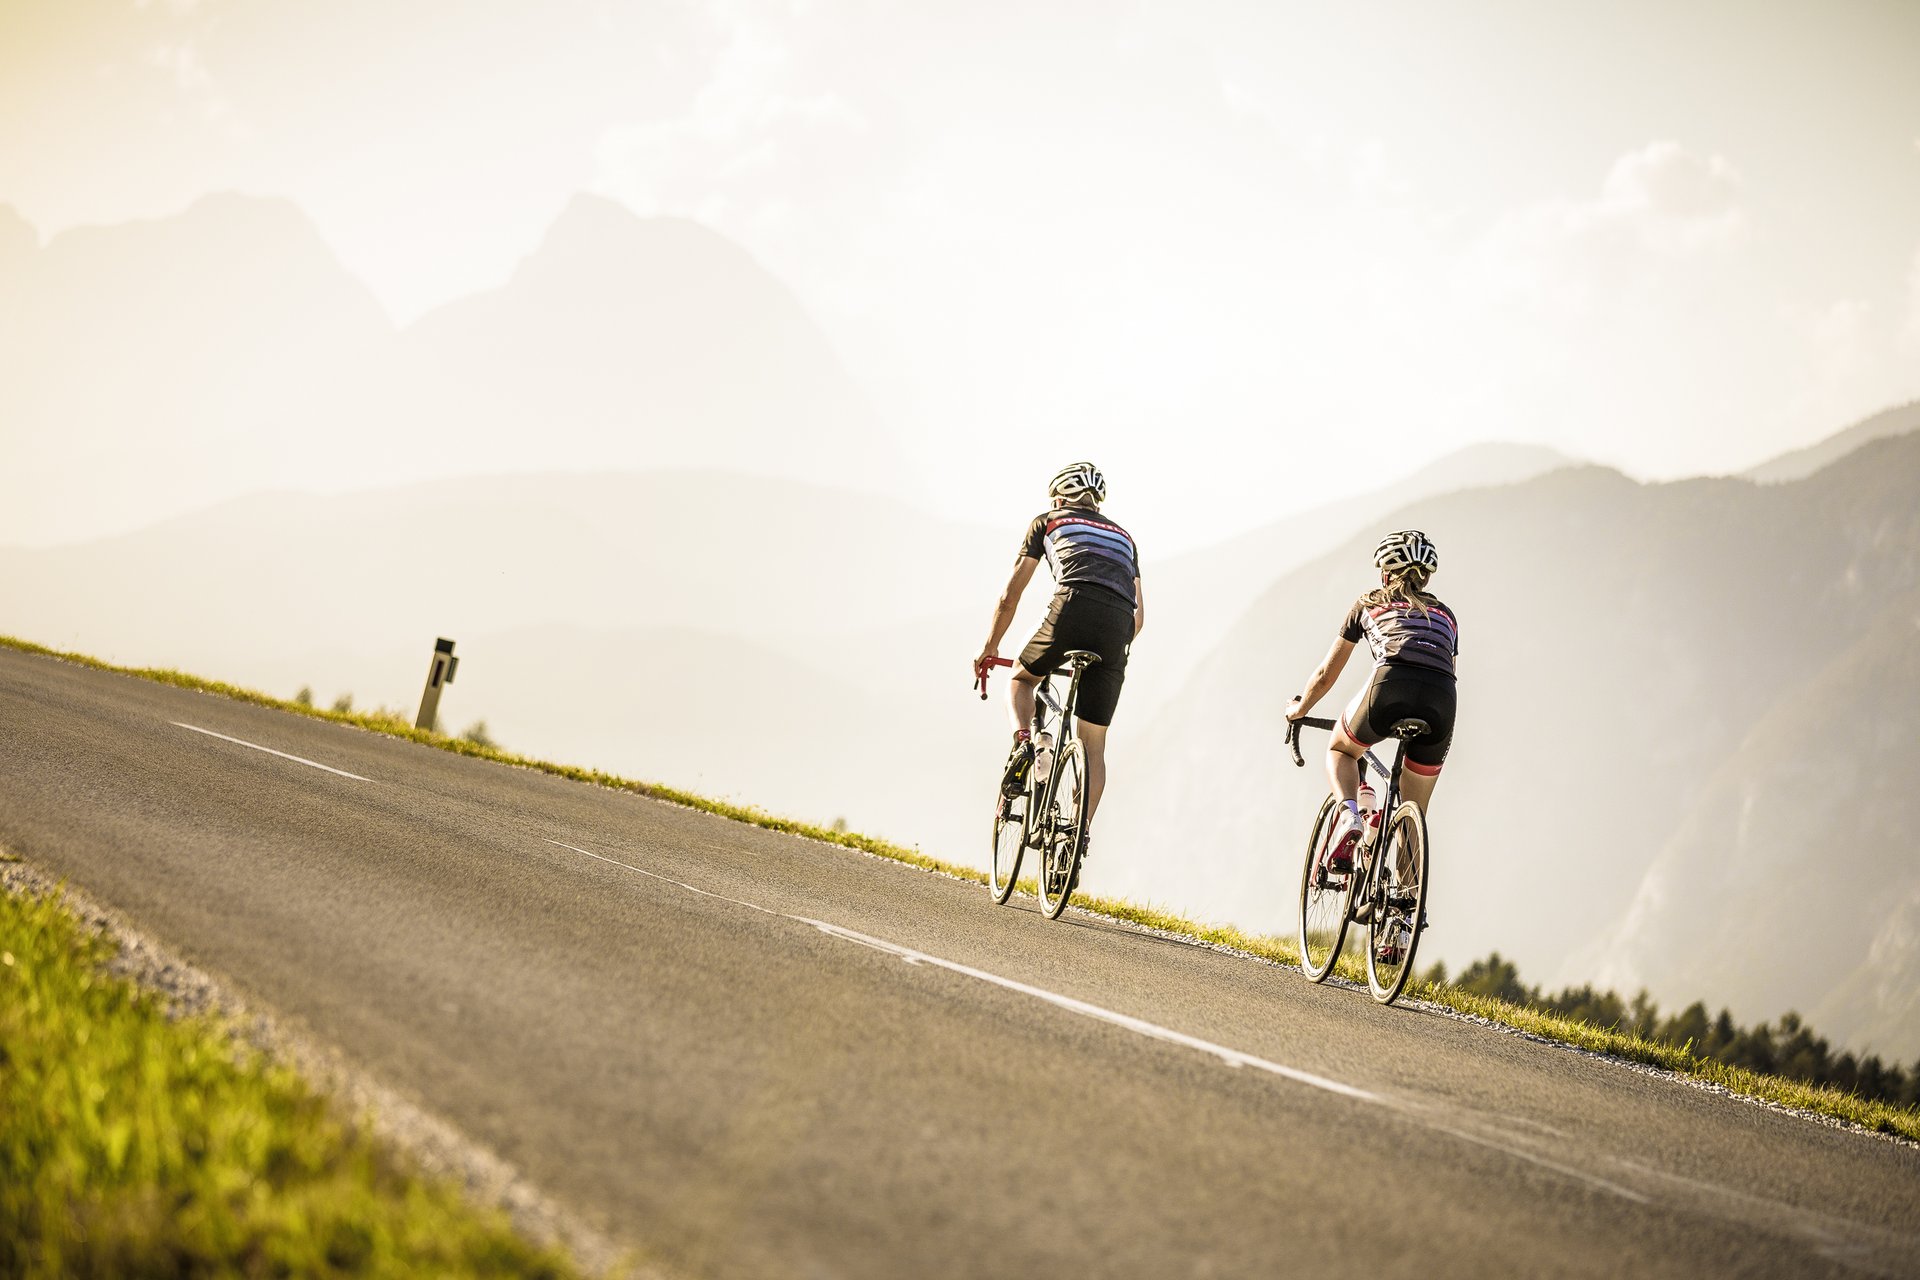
xmin=1049 ymin=461 xmax=1107 ymax=504
xmin=1374 ymin=529 xmax=1438 ymax=575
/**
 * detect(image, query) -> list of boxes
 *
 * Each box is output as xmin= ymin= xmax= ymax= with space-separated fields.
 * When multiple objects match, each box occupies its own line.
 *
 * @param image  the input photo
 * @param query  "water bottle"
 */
xmin=1033 ymin=732 xmax=1055 ymax=786
xmin=1357 ymin=782 xmax=1381 ymax=829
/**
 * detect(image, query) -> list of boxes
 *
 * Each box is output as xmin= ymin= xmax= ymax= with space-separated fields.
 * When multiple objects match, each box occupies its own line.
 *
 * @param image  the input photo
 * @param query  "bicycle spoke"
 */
xmin=1298 ymin=794 xmax=1353 ymax=981
xmin=1037 ymin=742 xmax=1087 ymax=919
xmin=1365 ymin=803 xmax=1429 ymax=1004
xmin=989 ymin=791 xmax=1027 ymax=905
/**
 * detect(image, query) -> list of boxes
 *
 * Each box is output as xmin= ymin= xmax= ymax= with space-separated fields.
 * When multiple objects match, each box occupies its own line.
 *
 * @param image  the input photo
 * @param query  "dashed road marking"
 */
xmin=544 ymin=835 xmax=1656 ymax=1205
xmin=172 ymin=722 xmax=372 ymax=781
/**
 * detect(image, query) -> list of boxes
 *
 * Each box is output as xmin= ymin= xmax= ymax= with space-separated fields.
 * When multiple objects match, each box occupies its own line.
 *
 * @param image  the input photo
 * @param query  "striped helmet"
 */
xmin=1374 ymin=529 xmax=1438 ymax=575
xmin=1048 ymin=461 xmax=1107 ymax=504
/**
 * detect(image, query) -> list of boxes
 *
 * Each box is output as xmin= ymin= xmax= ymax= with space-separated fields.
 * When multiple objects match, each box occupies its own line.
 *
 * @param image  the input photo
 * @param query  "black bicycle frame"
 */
xmin=1031 ymin=662 xmax=1089 ymax=748
xmin=1286 ymin=716 xmax=1409 ymax=823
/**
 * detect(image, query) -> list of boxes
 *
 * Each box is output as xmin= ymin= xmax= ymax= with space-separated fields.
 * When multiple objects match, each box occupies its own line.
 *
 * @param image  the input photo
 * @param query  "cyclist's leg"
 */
xmin=1012 ymin=594 xmax=1070 ymax=737
xmin=1007 ymin=664 xmax=1041 ymax=737
xmin=1375 ymin=670 xmax=1452 ymax=881
xmin=1381 ymin=670 xmax=1454 ymax=817
xmin=1062 ymin=601 xmax=1127 ymax=837
xmin=1327 ymin=726 xmax=1364 ymax=804
xmin=1328 ymin=682 xmax=1373 ymax=805
xmin=1401 ymin=764 xmax=1439 ymax=813
xmin=1077 ymin=720 xmax=1108 ymax=823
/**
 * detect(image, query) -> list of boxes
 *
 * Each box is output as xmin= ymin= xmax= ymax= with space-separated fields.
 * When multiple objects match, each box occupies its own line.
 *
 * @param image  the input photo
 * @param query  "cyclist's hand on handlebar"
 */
xmin=973 ymin=651 xmax=1013 ymax=699
xmin=1284 ymin=694 xmax=1308 ymax=723
xmin=973 ymin=648 xmax=999 ymax=682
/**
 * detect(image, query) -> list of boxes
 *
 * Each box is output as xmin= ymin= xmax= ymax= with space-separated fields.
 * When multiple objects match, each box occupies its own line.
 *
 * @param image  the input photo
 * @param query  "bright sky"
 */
xmin=4 ymin=0 xmax=1917 ymax=549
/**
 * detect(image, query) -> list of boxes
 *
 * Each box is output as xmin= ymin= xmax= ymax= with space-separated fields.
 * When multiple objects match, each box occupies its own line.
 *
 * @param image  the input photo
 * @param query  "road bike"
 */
xmin=974 ymin=652 xmax=1100 ymax=919
xmin=1285 ymin=714 xmax=1432 ymax=1004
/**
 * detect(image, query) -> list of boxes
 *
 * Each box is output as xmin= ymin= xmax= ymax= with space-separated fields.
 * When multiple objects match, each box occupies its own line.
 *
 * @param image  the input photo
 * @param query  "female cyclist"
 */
xmin=1284 ymin=530 xmax=1458 ymax=896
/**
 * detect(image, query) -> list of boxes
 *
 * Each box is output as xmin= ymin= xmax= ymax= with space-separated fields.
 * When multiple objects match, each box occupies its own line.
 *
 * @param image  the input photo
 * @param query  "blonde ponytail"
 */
xmin=1363 ymin=565 xmax=1436 ymax=613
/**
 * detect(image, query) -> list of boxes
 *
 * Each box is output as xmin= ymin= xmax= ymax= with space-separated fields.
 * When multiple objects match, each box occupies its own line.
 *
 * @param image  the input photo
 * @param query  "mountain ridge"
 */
xmin=1743 ymin=401 xmax=1920 ymax=484
xmin=1093 ymin=431 xmax=1920 ymax=1060
xmin=0 ymin=190 xmax=897 ymax=545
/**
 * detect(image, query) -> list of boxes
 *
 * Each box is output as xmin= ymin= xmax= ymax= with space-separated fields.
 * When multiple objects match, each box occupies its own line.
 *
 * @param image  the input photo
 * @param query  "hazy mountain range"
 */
xmin=4 ymin=190 xmax=1917 ymax=1062
xmin=1741 ymin=401 xmax=1920 ymax=484
xmin=7 ymin=417 xmax=1918 ymax=1062
xmin=0 ymin=441 xmax=1556 ymax=850
xmin=0 ymin=193 xmax=895 ymax=545
xmin=1094 ymin=425 xmax=1920 ymax=1060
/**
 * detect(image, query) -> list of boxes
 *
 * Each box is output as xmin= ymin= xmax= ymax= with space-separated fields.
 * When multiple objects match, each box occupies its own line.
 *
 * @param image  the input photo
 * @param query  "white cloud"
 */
xmin=1595 ymin=141 xmax=1747 ymax=254
xmin=144 ymin=38 xmax=248 ymax=136
xmin=1460 ymin=140 xmax=1749 ymax=314
xmin=589 ymin=1 xmax=868 ymax=224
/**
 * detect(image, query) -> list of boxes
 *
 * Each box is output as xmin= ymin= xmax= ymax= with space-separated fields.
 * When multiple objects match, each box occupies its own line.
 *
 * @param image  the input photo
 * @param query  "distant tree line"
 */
xmin=1429 ymin=952 xmax=1920 ymax=1110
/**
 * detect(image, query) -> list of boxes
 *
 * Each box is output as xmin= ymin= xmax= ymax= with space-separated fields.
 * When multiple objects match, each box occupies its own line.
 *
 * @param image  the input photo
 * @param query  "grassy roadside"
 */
xmin=0 ymin=873 xmax=593 ymax=1279
xmin=6 ymin=632 xmax=1918 ymax=1145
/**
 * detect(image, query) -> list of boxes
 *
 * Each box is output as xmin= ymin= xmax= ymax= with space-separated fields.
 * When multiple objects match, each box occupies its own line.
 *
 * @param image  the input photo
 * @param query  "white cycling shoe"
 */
xmin=1324 ymin=806 xmax=1363 ymax=873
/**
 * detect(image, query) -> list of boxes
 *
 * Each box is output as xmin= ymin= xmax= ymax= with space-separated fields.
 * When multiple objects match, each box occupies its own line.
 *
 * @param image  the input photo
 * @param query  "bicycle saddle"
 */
xmin=1389 ymin=717 xmax=1431 ymax=739
xmin=1062 ymin=649 xmax=1103 ymax=668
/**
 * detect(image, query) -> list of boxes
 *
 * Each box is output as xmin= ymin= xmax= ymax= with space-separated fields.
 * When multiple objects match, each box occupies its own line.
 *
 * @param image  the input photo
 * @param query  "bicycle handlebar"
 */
xmin=1284 ymin=715 xmax=1337 ymax=767
xmin=973 ymin=656 xmax=1014 ymax=700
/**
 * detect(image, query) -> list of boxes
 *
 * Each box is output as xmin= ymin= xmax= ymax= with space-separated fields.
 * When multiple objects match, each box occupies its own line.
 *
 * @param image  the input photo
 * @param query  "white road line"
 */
xmin=547 ymin=838 xmax=1369 ymax=1101
xmin=544 ymin=835 xmax=1653 ymax=1204
xmin=545 ymin=841 xmax=782 ymax=917
xmin=171 ymin=722 xmax=372 ymax=781
xmin=794 ymin=917 xmax=1378 ymax=1102
xmin=1430 ymin=1123 xmax=1651 ymax=1204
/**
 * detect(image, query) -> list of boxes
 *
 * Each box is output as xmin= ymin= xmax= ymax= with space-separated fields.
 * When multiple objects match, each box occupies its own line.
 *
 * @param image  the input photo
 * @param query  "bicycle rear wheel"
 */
xmin=989 ymin=789 xmax=1027 ymax=905
xmin=1298 ymin=793 xmax=1354 ymax=981
xmin=1365 ymin=802 xmax=1429 ymax=1004
xmin=1036 ymin=739 xmax=1087 ymax=920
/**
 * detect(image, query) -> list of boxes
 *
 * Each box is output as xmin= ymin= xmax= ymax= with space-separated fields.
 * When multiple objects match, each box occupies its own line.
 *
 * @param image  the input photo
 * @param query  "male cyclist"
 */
xmin=973 ymin=462 xmax=1144 ymax=857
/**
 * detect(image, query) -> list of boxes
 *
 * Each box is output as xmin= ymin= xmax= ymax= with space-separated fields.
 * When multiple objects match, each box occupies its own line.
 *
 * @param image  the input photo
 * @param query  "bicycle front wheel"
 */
xmin=1298 ymin=793 xmax=1354 ymax=981
xmin=1036 ymin=740 xmax=1087 ymax=920
xmin=989 ymin=788 xmax=1027 ymax=905
xmin=1365 ymin=801 xmax=1429 ymax=1004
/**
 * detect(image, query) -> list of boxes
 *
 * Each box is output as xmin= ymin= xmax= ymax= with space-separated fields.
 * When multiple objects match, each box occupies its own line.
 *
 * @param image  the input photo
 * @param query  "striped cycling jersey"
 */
xmin=1340 ymin=593 xmax=1459 ymax=677
xmin=1019 ymin=506 xmax=1140 ymax=607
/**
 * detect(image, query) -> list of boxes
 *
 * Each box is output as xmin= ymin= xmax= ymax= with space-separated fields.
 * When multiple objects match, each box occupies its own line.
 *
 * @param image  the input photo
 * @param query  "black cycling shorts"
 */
xmin=1341 ymin=662 xmax=1456 ymax=774
xmin=1018 ymin=587 xmax=1133 ymax=726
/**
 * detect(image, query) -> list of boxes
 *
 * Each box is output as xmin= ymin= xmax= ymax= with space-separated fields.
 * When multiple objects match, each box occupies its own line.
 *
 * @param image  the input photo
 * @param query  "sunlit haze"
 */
xmin=4 ymin=0 xmax=1917 ymax=550
xmin=9 ymin=0 xmax=1920 ymax=1142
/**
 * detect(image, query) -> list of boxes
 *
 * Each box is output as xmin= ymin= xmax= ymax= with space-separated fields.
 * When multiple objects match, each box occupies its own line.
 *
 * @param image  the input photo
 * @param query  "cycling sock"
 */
xmin=1014 ymin=728 xmax=1031 ymax=744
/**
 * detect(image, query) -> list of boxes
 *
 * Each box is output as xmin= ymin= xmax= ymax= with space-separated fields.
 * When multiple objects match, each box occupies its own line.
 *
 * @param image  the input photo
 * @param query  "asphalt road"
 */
xmin=3 ymin=645 xmax=1918 ymax=1278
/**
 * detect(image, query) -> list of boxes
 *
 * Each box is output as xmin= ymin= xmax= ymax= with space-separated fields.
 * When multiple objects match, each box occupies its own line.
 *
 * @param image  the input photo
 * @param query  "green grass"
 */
xmin=1421 ymin=984 xmax=1920 ymax=1141
xmin=0 ymin=879 xmax=592 ymax=1279
xmin=7 ymin=631 xmax=1918 ymax=1147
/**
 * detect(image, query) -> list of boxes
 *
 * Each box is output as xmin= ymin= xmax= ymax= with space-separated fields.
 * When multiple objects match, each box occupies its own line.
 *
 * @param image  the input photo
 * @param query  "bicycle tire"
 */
xmin=1365 ymin=801 xmax=1429 ymax=1004
xmin=989 ymin=787 xmax=1027 ymax=905
xmin=1298 ymin=793 xmax=1354 ymax=981
xmin=1036 ymin=739 xmax=1087 ymax=920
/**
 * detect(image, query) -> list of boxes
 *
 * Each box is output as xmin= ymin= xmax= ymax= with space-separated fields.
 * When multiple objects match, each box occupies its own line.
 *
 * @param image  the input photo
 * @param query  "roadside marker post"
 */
xmin=415 ymin=637 xmax=458 ymax=731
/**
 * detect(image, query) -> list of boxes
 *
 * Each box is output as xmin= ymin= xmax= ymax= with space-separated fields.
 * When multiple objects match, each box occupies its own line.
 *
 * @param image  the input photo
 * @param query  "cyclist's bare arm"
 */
xmin=1132 ymin=576 xmax=1145 ymax=639
xmin=975 ymin=555 xmax=1041 ymax=674
xmin=1287 ymin=636 xmax=1356 ymax=720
